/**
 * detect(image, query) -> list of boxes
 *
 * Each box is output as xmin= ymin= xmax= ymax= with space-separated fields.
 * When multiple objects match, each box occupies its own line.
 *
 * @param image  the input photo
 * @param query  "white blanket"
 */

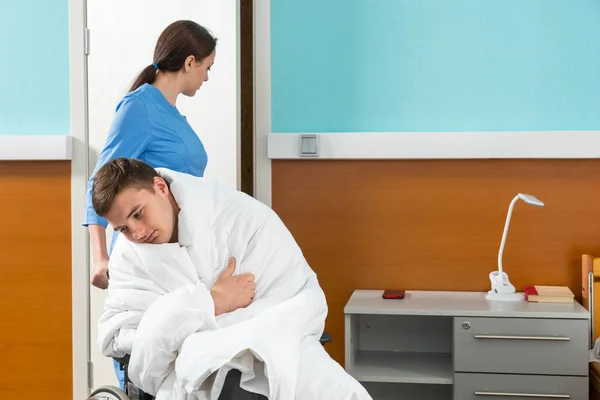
xmin=97 ymin=168 xmax=372 ymax=400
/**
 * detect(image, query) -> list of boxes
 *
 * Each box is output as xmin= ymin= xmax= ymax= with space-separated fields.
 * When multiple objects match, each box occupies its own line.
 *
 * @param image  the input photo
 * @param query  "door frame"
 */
xmin=69 ymin=0 xmax=91 ymax=398
xmin=71 ymin=1 xmax=265 ymax=396
xmin=253 ymin=0 xmax=271 ymax=207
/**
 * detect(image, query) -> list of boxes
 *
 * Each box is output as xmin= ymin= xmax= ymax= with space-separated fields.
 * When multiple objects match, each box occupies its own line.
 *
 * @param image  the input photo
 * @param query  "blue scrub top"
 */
xmin=83 ymin=83 xmax=208 ymax=252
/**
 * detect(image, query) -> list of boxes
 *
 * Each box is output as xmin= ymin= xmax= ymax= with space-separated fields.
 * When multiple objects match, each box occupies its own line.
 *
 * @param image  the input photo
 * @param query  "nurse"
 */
xmin=84 ymin=19 xmax=216 ymax=289
xmin=82 ymin=19 xmax=216 ymax=389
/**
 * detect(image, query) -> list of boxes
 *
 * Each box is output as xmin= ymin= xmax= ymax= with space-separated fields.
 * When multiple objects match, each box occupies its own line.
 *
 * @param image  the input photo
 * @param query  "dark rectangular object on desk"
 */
xmin=383 ymin=289 xmax=406 ymax=299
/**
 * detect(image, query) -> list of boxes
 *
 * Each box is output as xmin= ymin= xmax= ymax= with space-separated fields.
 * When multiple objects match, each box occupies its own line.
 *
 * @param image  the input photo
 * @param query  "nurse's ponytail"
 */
xmin=130 ymin=64 xmax=160 ymax=92
xmin=129 ymin=20 xmax=217 ymax=92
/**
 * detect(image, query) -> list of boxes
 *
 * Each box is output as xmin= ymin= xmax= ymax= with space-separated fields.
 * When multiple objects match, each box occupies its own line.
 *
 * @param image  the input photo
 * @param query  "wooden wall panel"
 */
xmin=0 ymin=161 xmax=72 ymax=399
xmin=272 ymin=159 xmax=600 ymax=365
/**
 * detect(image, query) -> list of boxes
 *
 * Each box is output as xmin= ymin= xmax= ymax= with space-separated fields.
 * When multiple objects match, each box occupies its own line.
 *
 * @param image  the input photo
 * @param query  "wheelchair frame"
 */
xmin=90 ymin=332 xmax=333 ymax=400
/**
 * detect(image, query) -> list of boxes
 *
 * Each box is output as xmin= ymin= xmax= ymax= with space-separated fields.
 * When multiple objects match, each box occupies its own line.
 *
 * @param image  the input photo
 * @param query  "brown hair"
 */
xmin=92 ymin=158 xmax=160 ymax=217
xmin=129 ymin=20 xmax=217 ymax=92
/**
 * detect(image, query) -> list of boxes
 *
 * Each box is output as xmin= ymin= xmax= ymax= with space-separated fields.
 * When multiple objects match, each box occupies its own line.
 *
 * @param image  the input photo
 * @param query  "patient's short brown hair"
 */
xmin=92 ymin=157 xmax=160 ymax=217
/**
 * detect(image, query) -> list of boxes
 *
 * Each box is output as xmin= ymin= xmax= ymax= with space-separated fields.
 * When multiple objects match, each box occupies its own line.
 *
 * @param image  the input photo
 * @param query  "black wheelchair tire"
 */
xmin=90 ymin=385 xmax=130 ymax=400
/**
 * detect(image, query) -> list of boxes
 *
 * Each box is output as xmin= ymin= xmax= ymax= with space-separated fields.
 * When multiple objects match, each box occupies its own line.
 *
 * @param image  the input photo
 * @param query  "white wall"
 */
xmin=86 ymin=0 xmax=240 ymax=388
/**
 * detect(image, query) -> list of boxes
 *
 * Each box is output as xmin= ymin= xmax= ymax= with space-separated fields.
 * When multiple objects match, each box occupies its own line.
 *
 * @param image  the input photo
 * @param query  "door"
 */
xmin=86 ymin=0 xmax=240 ymax=388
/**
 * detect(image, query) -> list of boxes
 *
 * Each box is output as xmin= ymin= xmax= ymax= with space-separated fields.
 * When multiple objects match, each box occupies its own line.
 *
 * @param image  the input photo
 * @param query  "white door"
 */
xmin=86 ymin=0 xmax=240 ymax=388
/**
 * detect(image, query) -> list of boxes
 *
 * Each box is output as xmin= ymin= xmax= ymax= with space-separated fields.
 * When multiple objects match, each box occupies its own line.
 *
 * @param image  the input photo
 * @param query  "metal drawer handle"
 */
xmin=475 ymin=391 xmax=569 ymax=398
xmin=473 ymin=334 xmax=570 ymax=341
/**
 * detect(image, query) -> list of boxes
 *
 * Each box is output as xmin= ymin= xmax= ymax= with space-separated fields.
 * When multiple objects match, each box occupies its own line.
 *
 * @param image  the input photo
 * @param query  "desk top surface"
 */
xmin=344 ymin=290 xmax=589 ymax=319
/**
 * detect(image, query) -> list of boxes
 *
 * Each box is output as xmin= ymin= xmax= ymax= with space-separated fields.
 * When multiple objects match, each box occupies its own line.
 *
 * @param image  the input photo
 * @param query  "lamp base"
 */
xmin=486 ymin=270 xmax=525 ymax=302
xmin=485 ymin=291 xmax=525 ymax=302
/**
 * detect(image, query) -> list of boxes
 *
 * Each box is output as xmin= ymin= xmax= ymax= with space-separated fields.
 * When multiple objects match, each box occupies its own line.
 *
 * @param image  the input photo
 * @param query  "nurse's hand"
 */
xmin=91 ymin=259 xmax=109 ymax=289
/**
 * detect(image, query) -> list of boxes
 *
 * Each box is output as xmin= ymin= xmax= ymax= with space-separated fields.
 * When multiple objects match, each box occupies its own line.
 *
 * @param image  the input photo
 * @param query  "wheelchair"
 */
xmin=89 ymin=332 xmax=332 ymax=400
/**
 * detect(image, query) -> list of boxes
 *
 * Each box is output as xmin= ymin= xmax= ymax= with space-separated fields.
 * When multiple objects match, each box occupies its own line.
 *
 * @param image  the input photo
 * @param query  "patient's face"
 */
xmin=105 ymin=177 xmax=177 ymax=245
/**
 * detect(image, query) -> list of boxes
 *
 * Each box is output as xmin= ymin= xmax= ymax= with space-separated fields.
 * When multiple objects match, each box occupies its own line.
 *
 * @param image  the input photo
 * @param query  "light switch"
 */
xmin=299 ymin=134 xmax=318 ymax=157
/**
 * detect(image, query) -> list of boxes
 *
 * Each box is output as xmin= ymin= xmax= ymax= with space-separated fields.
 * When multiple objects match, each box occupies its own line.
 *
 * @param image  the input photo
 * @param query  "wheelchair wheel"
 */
xmin=89 ymin=385 xmax=130 ymax=400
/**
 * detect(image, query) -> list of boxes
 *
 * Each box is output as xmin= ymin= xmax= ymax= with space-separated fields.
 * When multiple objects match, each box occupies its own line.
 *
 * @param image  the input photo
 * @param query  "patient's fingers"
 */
xmin=238 ymin=272 xmax=255 ymax=282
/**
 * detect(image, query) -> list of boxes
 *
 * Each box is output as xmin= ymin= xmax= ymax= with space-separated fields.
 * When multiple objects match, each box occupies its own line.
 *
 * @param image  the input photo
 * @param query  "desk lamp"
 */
xmin=486 ymin=193 xmax=545 ymax=302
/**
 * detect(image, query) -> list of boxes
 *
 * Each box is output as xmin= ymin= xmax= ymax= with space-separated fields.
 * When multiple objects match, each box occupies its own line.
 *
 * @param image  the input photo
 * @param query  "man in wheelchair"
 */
xmin=90 ymin=158 xmax=371 ymax=400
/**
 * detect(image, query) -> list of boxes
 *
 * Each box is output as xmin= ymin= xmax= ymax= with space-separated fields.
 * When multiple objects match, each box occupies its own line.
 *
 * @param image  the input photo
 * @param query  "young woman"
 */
xmin=82 ymin=19 xmax=217 ymax=389
xmin=84 ymin=19 xmax=216 ymax=289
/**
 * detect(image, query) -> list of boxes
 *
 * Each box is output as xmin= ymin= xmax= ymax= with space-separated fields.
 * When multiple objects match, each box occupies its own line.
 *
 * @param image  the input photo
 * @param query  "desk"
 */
xmin=344 ymin=290 xmax=590 ymax=400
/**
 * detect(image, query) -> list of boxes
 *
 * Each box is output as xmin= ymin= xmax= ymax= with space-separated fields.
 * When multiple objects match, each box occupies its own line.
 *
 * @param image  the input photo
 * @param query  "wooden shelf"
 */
xmin=345 ymin=290 xmax=589 ymax=319
xmin=361 ymin=382 xmax=452 ymax=400
xmin=348 ymin=351 xmax=453 ymax=385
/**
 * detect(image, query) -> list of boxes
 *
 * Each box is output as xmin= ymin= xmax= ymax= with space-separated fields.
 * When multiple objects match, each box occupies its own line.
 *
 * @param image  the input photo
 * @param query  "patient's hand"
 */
xmin=210 ymin=257 xmax=256 ymax=316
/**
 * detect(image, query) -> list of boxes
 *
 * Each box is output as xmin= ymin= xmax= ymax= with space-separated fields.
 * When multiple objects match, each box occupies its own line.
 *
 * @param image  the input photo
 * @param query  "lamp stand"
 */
xmin=485 ymin=194 xmax=543 ymax=302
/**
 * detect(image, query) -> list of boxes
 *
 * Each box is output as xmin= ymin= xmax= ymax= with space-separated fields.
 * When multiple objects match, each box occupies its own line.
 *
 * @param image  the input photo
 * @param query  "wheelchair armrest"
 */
xmin=113 ymin=353 xmax=131 ymax=368
xmin=319 ymin=332 xmax=332 ymax=345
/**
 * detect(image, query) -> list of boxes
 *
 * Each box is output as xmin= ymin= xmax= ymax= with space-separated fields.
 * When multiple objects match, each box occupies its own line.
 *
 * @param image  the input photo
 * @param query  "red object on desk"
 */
xmin=382 ymin=289 xmax=405 ymax=299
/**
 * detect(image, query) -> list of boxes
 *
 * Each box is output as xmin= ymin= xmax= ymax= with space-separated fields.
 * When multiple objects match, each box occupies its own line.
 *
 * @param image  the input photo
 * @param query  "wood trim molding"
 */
xmin=0 ymin=135 xmax=73 ymax=160
xmin=268 ymin=131 xmax=600 ymax=160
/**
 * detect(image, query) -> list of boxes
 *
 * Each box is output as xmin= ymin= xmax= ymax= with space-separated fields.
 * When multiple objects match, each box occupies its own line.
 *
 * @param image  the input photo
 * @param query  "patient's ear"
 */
xmin=152 ymin=177 xmax=170 ymax=196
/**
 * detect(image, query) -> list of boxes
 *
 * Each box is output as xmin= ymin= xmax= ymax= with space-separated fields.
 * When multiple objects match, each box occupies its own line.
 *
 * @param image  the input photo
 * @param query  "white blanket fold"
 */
xmin=97 ymin=169 xmax=372 ymax=400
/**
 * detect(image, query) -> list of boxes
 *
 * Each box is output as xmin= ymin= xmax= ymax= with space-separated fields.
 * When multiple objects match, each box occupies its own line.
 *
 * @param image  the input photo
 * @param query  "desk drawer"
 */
xmin=454 ymin=373 xmax=588 ymax=400
xmin=453 ymin=317 xmax=588 ymax=376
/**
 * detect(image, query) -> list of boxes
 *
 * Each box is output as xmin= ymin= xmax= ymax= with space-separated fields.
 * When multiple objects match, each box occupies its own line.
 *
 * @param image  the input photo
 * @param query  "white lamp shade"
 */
xmin=517 ymin=193 xmax=544 ymax=207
